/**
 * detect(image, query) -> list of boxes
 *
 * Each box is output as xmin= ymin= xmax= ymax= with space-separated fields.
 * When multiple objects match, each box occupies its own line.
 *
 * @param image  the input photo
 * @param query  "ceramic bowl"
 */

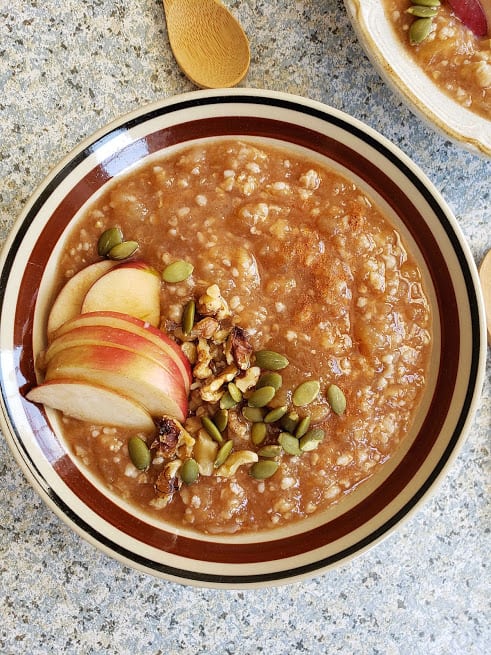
xmin=0 ymin=89 xmax=486 ymax=588
xmin=344 ymin=0 xmax=491 ymax=157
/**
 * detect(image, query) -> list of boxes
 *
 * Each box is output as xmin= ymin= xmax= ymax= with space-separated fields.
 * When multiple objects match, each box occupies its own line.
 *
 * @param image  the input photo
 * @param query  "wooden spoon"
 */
xmin=479 ymin=249 xmax=491 ymax=345
xmin=162 ymin=0 xmax=250 ymax=88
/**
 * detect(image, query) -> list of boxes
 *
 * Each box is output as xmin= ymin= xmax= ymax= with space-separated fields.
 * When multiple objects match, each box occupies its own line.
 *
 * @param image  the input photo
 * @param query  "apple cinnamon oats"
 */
xmin=28 ymin=140 xmax=432 ymax=534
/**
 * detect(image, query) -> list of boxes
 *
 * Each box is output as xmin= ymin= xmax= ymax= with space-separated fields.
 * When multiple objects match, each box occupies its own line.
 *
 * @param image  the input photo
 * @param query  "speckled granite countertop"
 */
xmin=0 ymin=1 xmax=489 ymax=653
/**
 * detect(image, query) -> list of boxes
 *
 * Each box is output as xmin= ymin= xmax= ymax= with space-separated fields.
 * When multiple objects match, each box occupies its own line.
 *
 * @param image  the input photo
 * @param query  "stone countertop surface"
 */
xmin=0 ymin=1 xmax=489 ymax=653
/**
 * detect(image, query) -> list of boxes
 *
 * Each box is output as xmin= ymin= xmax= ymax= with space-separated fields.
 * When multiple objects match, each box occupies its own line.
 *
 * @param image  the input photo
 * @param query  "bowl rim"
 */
xmin=343 ymin=0 xmax=491 ymax=158
xmin=0 ymin=88 xmax=487 ymax=588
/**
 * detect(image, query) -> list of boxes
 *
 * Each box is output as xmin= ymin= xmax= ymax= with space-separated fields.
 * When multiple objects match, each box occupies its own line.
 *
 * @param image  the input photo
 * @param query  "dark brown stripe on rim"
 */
xmin=16 ymin=114 xmax=458 ymax=564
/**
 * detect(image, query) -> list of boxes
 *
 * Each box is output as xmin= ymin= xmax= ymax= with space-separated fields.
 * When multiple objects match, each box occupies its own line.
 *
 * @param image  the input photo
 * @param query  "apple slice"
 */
xmin=51 ymin=310 xmax=192 ymax=390
xmin=26 ymin=379 xmax=155 ymax=430
xmin=81 ymin=261 xmax=161 ymax=327
xmin=447 ymin=0 xmax=489 ymax=37
xmin=43 ymin=324 xmax=186 ymax=388
xmin=45 ymin=344 xmax=188 ymax=421
xmin=47 ymin=259 xmax=117 ymax=336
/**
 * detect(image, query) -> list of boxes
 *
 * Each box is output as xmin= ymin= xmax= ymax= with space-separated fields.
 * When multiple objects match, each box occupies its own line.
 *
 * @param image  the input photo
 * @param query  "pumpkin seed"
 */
xmin=406 ymin=6 xmax=438 ymax=17
xmin=220 ymin=390 xmax=238 ymax=410
xmin=98 ymin=227 xmax=123 ymax=256
xmin=182 ymin=299 xmax=196 ymax=335
xmin=214 ymin=408 xmax=228 ymax=432
xmin=248 ymin=385 xmax=276 ymax=408
xmin=278 ymin=432 xmax=302 ymax=456
xmin=227 ymin=382 xmax=243 ymax=403
xmin=264 ymin=405 xmax=288 ymax=423
xmin=162 ymin=260 xmax=194 ymax=283
xmin=242 ymin=406 xmax=266 ymax=422
xmin=327 ymin=384 xmax=346 ymax=415
xmin=251 ymin=422 xmax=268 ymax=445
xmin=299 ymin=430 xmax=324 ymax=451
xmin=108 ymin=240 xmax=139 ymax=260
xmin=201 ymin=415 xmax=224 ymax=444
xmin=281 ymin=411 xmax=299 ymax=433
xmin=250 ymin=460 xmax=279 ymax=480
xmin=412 ymin=0 xmax=440 ymax=6
xmin=180 ymin=458 xmax=199 ymax=484
xmin=128 ymin=436 xmax=151 ymax=470
xmin=295 ymin=415 xmax=311 ymax=438
xmin=293 ymin=380 xmax=320 ymax=407
xmin=214 ymin=440 xmax=234 ymax=468
xmin=258 ymin=444 xmax=282 ymax=458
xmin=256 ymin=372 xmax=283 ymax=391
xmin=409 ymin=17 xmax=432 ymax=45
xmin=254 ymin=350 xmax=289 ymax=371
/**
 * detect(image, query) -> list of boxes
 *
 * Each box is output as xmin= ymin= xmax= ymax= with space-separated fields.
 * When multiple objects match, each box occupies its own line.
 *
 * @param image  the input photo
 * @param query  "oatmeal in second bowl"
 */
xmin=344 ymin=0 xmax=491 ymax=156
xmin=0 ymin=89 xmax=486 ymax=587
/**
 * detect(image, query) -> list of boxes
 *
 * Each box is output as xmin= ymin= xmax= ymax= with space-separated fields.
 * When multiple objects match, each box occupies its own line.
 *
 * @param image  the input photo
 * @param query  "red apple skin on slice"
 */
xmin=447 ymin=0 xmax=488 ymax=37
xmin=43 ymin=324 xmax=186 ymax=389
xmin=26 ymin=379 xmax=155 ymax=430
xmin=81 ymin=261 xmax=161 ymax=327
xmin=44 ymin=344 xmax=188 ymax=422
xmin=47 ymin=260 xmax=117 ymax=337
xmin=51 ymin=310 xmax=192 ymax=389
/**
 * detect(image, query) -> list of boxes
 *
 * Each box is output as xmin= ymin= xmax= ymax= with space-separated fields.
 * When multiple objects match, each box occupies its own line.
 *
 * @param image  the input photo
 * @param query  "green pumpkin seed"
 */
xmin=162 ymin=260 xmax=194 ymax=283
xmin=406 ymin=6 xmax=438 ymax=17
xmin=258 ymin=444 xmax=282 ymax=458
xmin=250 ymin=460 xmax=279 ymax=480
xmin=254 ymin=350 xmax=289 ymax=371
xmin=256 ymin=372 xmax=283 ymax=391
xmin=299 ymin=428 xmax=325 ymax=451
xmin=281 ymin=411 xmax=299 ymax=433
xmin=98 ymin=227 xmax=123 ymax=257
xmin=214 ymin=408 xmax=228 ymax=432
xmin=214 ymin=440 xmax=234 ymax=468
xmin=220 ymin=390 xmax=238 ymax=410
xmin=293 ymin=380 xmax=320 ymax=407
xmin=327 ymin=384 xmax=346 ymax=415
xmin=248 ymin=385 xmax=276 ymax=408
xmin=108 ymin=240 xmax=139 ymax=260
xmin=299 ymin=433 xmax=323 ymax=452
xmin=278 ymin=432 xmax=302 ymax=456
xmin=227 ymin=382 xmax=243 ymax=403
xmin=182 ymin=299 xmax=196 ymax=335
xmin=128 ymin=436 xmax=151 ymax=470
xmin=242 ymin=406 xmax=266 ymax=422
xmin=201 ymin=415 xmax=224 ymax=444
xmin=295 ymin=415 xmax=311 ymax=438
xmin=409 ymin=17 xmax=432 ymax=45
xmin=264 ymin=405 xmax=288 ymax=423
xmin=412 ymin=0 xmax=440 ymax=6
xmin=251 ymin=422 xmax=268 ymax=445
xmin=180 ymin=458 xmax=199 ymax=484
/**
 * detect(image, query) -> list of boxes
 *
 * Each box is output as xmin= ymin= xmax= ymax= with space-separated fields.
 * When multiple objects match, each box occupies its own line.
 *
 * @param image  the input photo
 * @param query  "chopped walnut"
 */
xmin=200 ymin=363 xmax=239 ymax=402
xmin=151 ymin=416 xmax=195 ymax=458
xmin=181 ymin=341 xmax=197 ymax=364
xmin=155 ymin=459 xmax=182 ymax=502
xmin=151 ymin=416 xmax=180 ymax=457
xmin=193 ymin=337 xmax=214 ymax=379
xmin=225 ymin=326 xmax=253 ymax=370
xmin=197 ymin=284 xmax=230 ymax=320
xmin=234 ymin=366 xmax=261 ymax=392
xmin=215 ymin=450 xmax=258 ymax=478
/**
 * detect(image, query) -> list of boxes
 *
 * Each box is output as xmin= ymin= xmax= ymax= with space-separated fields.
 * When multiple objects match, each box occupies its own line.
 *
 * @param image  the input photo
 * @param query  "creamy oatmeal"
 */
xmin=44 ymin=140 xmax=432 ymax=534
xmin=386 ymin=0 xmax=491 ymax=118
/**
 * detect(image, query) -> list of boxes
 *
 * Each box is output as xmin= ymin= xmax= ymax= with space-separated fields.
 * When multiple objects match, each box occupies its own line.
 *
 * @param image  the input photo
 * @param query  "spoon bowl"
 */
xmin=163 ymin=0 xmax=250 ymax=88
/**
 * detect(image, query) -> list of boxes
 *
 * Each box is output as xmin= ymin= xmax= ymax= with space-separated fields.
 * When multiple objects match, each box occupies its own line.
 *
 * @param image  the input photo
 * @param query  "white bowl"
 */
xmin=0 ymin=89 xmax=486 ymax=587
xmin=344 ymin=0 xmax=491 ymax=157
